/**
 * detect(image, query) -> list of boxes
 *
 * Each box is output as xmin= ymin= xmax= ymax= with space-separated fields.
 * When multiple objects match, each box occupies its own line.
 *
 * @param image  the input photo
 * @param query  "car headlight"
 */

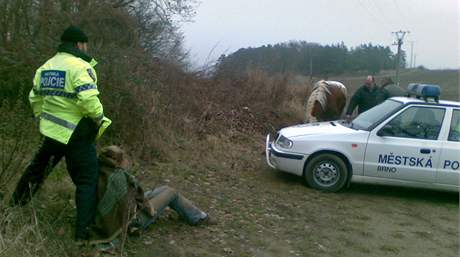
xmin=276 ymin=135 xmax=293 ymax=149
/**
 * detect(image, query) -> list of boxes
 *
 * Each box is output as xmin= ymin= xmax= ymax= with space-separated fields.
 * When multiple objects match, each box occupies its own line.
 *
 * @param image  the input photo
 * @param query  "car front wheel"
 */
xmin=304 ymin=153 xmax=348 ymax=192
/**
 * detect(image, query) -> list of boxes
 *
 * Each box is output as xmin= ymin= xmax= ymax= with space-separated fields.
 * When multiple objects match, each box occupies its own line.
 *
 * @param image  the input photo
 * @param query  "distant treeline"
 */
xmin=215 ymin=41 xmax=406 ymax=77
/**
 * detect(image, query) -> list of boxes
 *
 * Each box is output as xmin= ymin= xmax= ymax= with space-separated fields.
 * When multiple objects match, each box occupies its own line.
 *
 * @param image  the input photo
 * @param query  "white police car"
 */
xmin=266 ymin=84 xmax=460 ymax=192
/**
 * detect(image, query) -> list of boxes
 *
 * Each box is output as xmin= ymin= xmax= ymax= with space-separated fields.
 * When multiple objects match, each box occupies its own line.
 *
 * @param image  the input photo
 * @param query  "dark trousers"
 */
xmin=11 ymin=118 xmax=99 ymax=240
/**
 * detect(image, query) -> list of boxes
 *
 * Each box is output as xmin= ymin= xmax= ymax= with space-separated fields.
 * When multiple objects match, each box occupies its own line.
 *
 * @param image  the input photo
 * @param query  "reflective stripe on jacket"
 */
xmin=29 ymin=52 xmax=111 ymax=144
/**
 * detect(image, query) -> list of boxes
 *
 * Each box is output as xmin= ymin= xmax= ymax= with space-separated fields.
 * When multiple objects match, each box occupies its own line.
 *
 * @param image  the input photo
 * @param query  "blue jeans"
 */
xmin=140 ymin=185 xmax=206 ymax=228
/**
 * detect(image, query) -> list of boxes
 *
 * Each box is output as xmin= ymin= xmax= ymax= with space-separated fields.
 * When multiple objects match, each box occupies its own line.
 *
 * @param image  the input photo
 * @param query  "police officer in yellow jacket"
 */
xmin=11 ymin=25 xmax=111 ymax=241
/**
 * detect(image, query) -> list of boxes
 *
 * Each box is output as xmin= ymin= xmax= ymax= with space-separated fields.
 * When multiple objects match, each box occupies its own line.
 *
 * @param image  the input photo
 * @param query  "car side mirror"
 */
xmin=377 ymin=124 xmax=393 ymax=137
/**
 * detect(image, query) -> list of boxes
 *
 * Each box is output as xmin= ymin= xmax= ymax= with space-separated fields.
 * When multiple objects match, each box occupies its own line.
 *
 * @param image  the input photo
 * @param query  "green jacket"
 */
xmin=29 ymin=43 xmax=111 ymax=144
xmin=89 ymin=152 xmax=155 ymax=244
xmin=346 ymin=85 xmax=389 ymax=115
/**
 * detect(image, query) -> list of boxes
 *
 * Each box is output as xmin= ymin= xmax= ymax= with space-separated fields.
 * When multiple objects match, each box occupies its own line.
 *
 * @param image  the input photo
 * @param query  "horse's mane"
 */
xmin=305 ymin=80 xmax=347 ymax=122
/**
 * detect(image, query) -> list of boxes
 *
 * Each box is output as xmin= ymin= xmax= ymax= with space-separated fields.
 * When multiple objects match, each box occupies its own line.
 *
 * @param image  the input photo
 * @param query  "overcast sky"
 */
xmin=181 ymin=0 xmax=459 ymax=69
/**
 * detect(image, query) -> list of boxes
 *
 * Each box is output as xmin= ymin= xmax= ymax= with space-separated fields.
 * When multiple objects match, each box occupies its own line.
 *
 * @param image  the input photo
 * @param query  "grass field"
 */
xmin=329 ymin=69 xmax=459 ymax=101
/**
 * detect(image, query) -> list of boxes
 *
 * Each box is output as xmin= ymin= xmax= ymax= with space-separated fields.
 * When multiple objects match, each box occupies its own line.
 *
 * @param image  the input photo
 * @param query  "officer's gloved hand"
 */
xmin=92 ymin=117 xmax=102 ymax=128
xmin=345 ymin=115 xmax=352 ymax=123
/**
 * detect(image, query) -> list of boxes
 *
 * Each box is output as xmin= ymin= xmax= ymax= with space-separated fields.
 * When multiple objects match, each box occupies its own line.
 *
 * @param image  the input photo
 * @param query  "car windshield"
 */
xmin=351 ymin=99 xmax=403 ymax=130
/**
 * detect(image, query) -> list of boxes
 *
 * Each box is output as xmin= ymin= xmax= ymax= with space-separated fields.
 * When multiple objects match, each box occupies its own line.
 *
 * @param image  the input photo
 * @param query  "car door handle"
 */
xmin=420 ymin=148 xmax=431 ymax=154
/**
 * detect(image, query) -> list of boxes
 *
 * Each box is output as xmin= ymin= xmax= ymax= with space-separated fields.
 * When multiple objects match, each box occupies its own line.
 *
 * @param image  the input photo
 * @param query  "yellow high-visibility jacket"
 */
xmin=29 ymin=52 xmax=111 ymax=144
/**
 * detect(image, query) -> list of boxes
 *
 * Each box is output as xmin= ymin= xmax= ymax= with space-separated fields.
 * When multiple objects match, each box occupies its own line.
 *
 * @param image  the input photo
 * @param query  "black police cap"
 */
xmin=60 ymin=25 xmax=88 ymax=43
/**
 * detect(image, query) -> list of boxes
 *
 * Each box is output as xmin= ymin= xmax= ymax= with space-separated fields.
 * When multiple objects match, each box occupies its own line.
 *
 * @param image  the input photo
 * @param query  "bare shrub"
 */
xmin=0 ymin=98 xmax=38 ymax=199
xmin=158 ymin=67 xmax=302 ymax=140
xmin=0 ymin=181 xmax=76 ymax=256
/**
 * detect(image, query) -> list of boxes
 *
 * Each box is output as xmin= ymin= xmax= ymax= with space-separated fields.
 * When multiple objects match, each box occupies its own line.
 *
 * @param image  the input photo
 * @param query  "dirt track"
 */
xmin=127 ymin=153 xmax=459 ymax=257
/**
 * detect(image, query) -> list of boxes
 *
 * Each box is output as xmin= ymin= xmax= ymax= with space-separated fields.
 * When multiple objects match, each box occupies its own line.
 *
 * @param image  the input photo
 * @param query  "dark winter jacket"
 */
xmin=346 ymin=85 xmax=389 ymax=115
xmin=88 ymin=146 xmax=155 ymax=244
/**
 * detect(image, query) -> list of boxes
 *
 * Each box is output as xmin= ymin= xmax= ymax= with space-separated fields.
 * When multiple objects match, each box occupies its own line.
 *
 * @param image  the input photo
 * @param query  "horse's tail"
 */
xmin=305 ymin=80 xmax=328 ymax=123
xmin=305 ymin=100 xmax=318 ymax=123
xmin=305 ymin=93 xmax=314 ymax=123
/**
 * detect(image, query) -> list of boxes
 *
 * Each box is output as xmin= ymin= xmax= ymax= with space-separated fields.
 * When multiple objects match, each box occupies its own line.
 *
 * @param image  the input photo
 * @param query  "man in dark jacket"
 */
xmin=345 ymin=75 xmax=389 ymax=121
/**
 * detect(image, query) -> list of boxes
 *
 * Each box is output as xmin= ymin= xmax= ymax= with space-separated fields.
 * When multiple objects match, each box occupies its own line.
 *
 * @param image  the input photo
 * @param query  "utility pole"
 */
xmin=409 ymin=40 xmax=415 ymax=69
xmin=392 ymin=30 xmax=410 ymax=86
xmin=309 ymin=46 xmax=313 ymax=83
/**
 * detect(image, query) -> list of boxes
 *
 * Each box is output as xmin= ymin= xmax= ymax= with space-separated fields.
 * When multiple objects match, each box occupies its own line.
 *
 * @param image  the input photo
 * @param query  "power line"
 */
xmin=356 ymin=0 xmax=393 ymax=31
xmin=392 ymin=0 xmax=408 ymax=26
xmin=349 ymin=0 xmax=382 ymax=42
xmin=368 ymin=0 xmax=399 ymax=29
xmin=409 ymin=40 xmax=415 ymax=68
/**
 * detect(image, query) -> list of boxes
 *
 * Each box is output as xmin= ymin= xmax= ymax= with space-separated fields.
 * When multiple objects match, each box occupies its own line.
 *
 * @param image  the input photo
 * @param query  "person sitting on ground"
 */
xmin=87 ymin=145 xmax=214 ymax=245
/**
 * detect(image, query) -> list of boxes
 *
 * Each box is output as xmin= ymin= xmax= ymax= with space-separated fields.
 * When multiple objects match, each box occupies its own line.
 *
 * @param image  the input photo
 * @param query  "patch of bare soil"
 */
xmin=126 ymin=150 xmax=459 ymax=257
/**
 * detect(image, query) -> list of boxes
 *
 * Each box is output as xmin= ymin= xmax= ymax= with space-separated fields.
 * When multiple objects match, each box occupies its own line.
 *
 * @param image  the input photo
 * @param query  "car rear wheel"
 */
xmin=304 ymin=153 xmax=348 ymax=192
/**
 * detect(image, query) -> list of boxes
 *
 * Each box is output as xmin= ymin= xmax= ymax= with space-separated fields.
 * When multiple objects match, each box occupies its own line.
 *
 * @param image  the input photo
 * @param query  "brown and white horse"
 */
xmin=305 ymin=80 xmax=347 ymax=123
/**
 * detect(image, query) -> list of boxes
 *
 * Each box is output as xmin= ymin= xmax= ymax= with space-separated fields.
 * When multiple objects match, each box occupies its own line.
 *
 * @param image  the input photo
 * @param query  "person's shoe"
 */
xmin=128 ymin=224 xmax=142 ymax=237
xmin=95 ymin=240 xmax=117 ymax=255
xmin=196 ymin=214 xmax=217 ymax=226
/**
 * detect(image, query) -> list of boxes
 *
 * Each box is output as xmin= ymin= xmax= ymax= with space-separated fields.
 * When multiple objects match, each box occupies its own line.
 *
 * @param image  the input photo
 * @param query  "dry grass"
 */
xmin=0 ymin=99 xmax=38 ymax=198
xmin=0 ymin=66 xmax=298 ymax=256
xmin=0 ymin=175 xmax=76 ymax=257
xmin=0 ymin=68 xmax=457 ymax=256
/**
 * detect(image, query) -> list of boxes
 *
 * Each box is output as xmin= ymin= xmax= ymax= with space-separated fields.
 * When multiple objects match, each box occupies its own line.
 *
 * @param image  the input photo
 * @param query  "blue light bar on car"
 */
xmin=407 ymin=83 xmax=441 ymax=102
